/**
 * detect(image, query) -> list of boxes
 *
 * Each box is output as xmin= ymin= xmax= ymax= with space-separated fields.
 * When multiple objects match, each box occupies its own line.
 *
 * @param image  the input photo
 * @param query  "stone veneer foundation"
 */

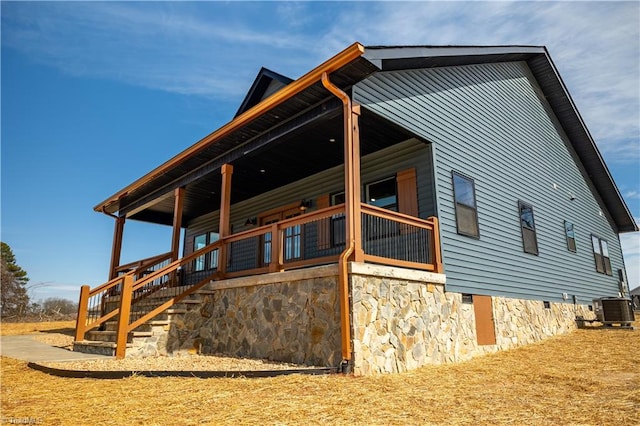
xmin=108 ymin=263 xmax=596 ymax=374
xmin=349 ymin=263 xmax=596 ymax=375
xmin=166 ymin=265 xmax=342 ymax=367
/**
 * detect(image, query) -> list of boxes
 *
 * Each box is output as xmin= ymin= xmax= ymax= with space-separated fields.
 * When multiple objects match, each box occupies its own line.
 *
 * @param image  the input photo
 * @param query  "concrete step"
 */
xmin=86 ymin=330 xmax=153 ymax=343
xmin=73 ymin=340 xmax=131 ymax=356
xmin=103 ymin=320 xmax=170 ymax=332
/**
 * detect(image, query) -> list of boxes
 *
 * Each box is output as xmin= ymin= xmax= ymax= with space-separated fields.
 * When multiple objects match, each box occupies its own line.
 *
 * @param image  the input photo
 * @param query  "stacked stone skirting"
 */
xmin=350 ymin=263 xmax=596 ymax=375
xmin=165 ymin=265 xmax=342 ymax=367
xmin=113 ymin=263 xmax=595 ymax=375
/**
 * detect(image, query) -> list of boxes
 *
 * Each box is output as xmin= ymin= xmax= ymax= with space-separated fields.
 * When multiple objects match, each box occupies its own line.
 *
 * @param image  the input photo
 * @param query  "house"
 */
xmin=74 ymin=43 xmax=637 ymax=375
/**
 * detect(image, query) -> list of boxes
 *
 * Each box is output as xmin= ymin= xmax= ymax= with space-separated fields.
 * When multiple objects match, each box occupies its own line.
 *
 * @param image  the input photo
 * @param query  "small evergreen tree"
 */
xmin=1 ymin=242 xmax=30 ymax=317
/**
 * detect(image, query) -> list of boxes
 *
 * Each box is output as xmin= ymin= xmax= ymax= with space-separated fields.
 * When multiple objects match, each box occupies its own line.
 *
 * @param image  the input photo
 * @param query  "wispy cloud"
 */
xmin=2 ymin=1 xmax=638 ymax=165
xmin=625 ymin=190 xmax=640 ymax=200
xmin=1 ymin=2 xmax=315 ymax=100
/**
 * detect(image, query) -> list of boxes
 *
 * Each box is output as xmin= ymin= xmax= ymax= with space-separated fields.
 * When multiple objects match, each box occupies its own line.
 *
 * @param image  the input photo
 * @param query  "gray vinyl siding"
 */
xmin=354 ymin=61 xmax=624 ymax=303
xmin=184 ymin=138 xmax=436 ymax=256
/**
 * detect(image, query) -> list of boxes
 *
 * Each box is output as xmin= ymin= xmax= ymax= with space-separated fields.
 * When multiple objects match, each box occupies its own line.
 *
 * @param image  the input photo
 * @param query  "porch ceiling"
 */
xmin=129 ymin=108 xmax=415 ymax=226
xmin=102 ymin=49 xmax=380 ymax=223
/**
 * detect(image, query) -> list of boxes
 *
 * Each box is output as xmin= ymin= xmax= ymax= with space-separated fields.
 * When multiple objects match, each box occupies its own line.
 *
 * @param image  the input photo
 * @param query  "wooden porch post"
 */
xmin=108 ymin=216 xmax=126 ymax=280
xmin=350 ymin=104 xmax=364 ymax=261
xmin=115 ymin=274 xmax=134 ymax=359
xmin=171 ymin=187 xmax=185 ymax=261
xmin=218 ymin=164 xmax=233 ymax=274
xmin=344 ymin=102 xmax=364 ymax=262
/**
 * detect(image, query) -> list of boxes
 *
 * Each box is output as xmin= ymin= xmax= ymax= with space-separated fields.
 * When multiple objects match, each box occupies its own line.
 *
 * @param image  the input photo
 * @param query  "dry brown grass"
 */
xmin=0 ymin=320 xmax=76 ymax=336
xmin=2 ymin=318 xmax=639 ymax=425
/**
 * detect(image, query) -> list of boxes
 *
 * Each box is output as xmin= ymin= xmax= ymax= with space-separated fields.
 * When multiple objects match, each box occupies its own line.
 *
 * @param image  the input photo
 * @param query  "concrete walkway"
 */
xmin=0 ymin=335 xmax=111 ymax=362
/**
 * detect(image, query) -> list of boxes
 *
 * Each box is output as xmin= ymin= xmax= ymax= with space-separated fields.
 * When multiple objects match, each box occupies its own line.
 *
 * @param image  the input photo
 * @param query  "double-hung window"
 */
xmin=519 ymin=201 xmax=538 ymax=255
xmin=591 ymin=235 xmax=612 ymax=275
xmin=564 ymin=221 xmax=576 ymax=252
xmin=452 ymin=172 xmax=479 ymax=238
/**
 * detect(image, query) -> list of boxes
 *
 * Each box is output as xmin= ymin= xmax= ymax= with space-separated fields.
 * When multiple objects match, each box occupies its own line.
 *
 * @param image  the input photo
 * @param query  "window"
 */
xmin=208 ymin=232 xmax=219 ymax=269
xmin=519 ymin=201 xmax=538 ymax=255
xmin=283 ymin=210 xmax=302 ymax=261
xmin=193 ymin=234 xmax=207 ymax=271
xmin=564 ymin=221 xmax=576 ymax=252
xmin=258 ymin=204 xmax=303 ymax=266
xmin=452 ymin=172 xmax=479 ymax=238
xmin=331 ymin=192 xmax=346 ymax=247
xmin=591 ymin=235 xmax=612 ymax=275
xmin=193 ymin=232 xmax=219 ymax=272
xmin=366 ymin=177 xmax=398 ymax=211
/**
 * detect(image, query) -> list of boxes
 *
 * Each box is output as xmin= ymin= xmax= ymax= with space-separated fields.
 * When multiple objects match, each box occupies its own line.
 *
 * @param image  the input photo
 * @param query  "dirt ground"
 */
xmin=1 ymin=317 xmax=639 ymax=425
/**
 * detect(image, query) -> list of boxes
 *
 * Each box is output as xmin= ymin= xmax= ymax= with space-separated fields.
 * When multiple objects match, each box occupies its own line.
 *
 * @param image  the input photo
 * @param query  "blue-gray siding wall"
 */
xmin=354 ymin=61 xmax=624 ymax=303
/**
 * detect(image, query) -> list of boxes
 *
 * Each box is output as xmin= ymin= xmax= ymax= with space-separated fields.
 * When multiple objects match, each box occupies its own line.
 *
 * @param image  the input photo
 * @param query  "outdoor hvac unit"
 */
xmin=592 ymin=297 xmax=634 ymax=325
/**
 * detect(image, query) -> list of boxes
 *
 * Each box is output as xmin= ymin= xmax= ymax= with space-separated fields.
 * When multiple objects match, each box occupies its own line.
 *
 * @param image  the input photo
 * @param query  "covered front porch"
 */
xmin=74 ymin=43 xmax=444 ymax=363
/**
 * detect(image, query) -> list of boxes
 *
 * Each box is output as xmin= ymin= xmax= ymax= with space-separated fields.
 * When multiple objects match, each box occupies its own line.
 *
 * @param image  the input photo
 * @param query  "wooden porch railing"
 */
xmin=361 ymin=204 xmax=443 ymax=273
xmin=114 ymin=251 xmax=173 ymax=279
xmin=75 ymin=203 xmax=442 ymax=358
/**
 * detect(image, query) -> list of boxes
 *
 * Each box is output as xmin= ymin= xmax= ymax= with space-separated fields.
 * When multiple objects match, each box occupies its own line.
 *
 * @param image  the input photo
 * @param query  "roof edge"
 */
xmin=540 ymin=48 xmax=638 ymax=233
xmin=363 ymin=45 xmax=546 ymax=61
xmin=94 ymin=42 xmax=366 ymax=214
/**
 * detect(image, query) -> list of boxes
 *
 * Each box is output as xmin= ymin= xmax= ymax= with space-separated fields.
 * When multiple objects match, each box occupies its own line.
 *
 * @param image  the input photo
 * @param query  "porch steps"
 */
xmin=74 ymin=287 xmax=214 ymax=357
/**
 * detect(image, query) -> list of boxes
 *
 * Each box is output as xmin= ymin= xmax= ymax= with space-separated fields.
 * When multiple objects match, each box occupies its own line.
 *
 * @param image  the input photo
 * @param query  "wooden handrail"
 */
xmin=88 ymin=273 xmax=130 ymax=298
xmin=131 ymin=242 xmax=222 ymax=293
xmin=115 ymin=251 xmax=172 ymax=274
xmin=360 ymin=203 xmax=436 ymax=229
xmin=222 ymin=204 xmax=346 ymax=244
xmin=127 ymin=273 xmax=219 ymax=333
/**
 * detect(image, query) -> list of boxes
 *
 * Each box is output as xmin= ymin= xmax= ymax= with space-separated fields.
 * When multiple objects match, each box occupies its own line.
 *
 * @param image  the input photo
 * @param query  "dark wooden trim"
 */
xmin=28 ymin=362 xmax=338 ymax=379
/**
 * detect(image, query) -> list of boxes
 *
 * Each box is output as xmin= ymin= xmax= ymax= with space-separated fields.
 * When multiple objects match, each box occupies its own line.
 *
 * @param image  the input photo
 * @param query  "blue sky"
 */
xmin=1 ymin=1 xmax=639 ymax=302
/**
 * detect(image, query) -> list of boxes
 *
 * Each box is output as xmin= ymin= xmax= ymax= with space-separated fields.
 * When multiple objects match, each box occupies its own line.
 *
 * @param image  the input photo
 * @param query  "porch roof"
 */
xmin=94 ymin=43 xmax=637 ymax=233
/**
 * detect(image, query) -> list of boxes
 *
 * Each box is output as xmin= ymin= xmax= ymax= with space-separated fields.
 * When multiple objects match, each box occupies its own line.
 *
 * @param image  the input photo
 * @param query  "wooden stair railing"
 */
xmin=75 ymin=242 xmax=223 ymax=359
xmin=75 ymin=251 xmax=173 ymax=342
